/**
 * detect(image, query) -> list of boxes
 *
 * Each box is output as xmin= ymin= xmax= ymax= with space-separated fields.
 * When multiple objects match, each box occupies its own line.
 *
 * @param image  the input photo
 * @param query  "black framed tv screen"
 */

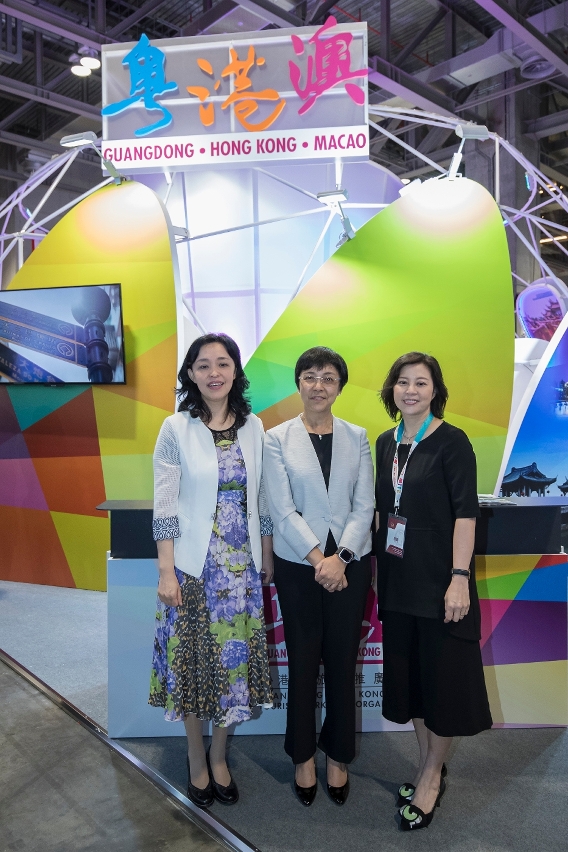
xmin=0 ymin=284 xmax=126 ymax=385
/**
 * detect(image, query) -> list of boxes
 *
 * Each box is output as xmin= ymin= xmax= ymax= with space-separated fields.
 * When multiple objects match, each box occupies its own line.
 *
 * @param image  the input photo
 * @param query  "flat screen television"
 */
xmin=0 ymin=284 xmax=126 ymax=385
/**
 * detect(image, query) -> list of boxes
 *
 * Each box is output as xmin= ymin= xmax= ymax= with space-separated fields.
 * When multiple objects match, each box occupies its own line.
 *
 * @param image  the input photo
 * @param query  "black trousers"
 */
xmin=273 ymin=552 xmax=372 ymax=765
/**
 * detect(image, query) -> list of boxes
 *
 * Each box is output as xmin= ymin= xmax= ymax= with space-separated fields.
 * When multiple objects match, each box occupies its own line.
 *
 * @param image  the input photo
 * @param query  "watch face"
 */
xmin=339 ymin=548 xmax=353 ymax=563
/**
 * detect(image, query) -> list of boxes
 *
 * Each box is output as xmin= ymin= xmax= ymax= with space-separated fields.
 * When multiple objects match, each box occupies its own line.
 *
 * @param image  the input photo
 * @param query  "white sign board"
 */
xmin=101 ymin=17 xmax=369 ymax=172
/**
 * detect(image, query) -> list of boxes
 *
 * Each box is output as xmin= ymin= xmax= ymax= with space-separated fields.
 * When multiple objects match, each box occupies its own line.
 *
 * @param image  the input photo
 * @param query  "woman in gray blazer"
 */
xmin=263 ymin=346 xmax=374 ymax=807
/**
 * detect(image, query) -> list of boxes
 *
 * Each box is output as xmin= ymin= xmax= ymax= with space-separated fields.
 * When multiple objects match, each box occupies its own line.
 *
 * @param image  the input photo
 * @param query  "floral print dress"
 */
xmin=149 ymin=425 xmax=273 ymax=726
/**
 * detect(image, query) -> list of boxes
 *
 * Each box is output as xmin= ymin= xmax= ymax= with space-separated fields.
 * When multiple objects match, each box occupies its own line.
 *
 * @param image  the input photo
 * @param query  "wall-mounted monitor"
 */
xmin=0 ymin=284 xmax=125 ymax=385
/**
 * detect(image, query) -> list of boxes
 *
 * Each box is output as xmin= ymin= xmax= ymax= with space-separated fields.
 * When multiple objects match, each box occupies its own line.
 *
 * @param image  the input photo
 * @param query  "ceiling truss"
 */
xmin=1 ymin=0 xmax=568 ymax=278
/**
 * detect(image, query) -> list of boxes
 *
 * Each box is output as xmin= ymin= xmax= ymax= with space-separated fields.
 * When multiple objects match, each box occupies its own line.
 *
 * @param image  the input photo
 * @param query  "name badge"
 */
xmin=386 ymin=513 xmax=407 ymax=558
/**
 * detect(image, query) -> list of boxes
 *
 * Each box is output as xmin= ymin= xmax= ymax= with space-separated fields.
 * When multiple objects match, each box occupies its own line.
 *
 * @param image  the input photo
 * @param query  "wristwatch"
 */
xmin=337 ymin=547 xmax=354 ymax=564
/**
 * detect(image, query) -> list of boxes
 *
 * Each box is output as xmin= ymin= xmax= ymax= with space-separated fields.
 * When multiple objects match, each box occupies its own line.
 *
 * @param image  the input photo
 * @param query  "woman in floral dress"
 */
xmin=149 ymin=333 xmax=273 ymax=808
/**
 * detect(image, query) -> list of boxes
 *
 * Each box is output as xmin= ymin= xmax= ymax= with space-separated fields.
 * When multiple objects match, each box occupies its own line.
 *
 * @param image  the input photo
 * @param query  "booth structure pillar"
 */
xmin=464 ymin=79 xmax=542 ymax=299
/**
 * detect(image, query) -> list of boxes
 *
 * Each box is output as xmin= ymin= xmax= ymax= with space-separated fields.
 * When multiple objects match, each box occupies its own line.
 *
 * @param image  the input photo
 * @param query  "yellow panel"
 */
xmin=101 ymin=454 xmax=154 ymax=500
xmin=106 ymin=333 xmax=178 ymax=411
xmin=93 ymin=388 xmax=171 ymax=455
xmin=476 ymin=555 xmax=540 ymax=581
xmin=50 ymin=512 xmax=110 ymax=591
xmin=485 ymin=660 xmax=567 ymax=725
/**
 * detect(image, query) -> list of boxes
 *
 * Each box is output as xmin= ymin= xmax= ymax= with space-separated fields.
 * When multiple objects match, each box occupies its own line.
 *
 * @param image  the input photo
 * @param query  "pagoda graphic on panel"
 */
xmin=500 ymin=462 xmax=557 ymax=497
xmin=558 ymin=477 xmax=568 ymax=496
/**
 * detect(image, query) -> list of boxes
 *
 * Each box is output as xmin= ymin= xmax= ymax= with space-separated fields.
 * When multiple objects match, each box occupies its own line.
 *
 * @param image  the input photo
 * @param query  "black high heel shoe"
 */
xmin=326 ymin=757 xmax=350 ymax=806
xmin=399 ymin=778 xmax=446 ymax=831
xmin=396 ymin=762 xmax=447 ymax=808
xmin=206 ymin=748 xmax=239 ymax=805
xmin=186 ymin=756 xmax=214 ymax=809
xmin=294 ymin=760 xmax=317 ymax=807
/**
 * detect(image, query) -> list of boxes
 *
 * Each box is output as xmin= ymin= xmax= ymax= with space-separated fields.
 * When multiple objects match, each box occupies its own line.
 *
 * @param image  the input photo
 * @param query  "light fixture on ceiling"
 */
xmin=317 ymin=188 xmax=356 ymax=246
xmin=71 ymin=64 xmax=91 ymax=77
xmin=69 ymin=46 xmax=101 ymax=77
xmin=60 ymin=132 xmax=123 ymax=185
xmin=448 ymin=123 xmax=492 ymax=181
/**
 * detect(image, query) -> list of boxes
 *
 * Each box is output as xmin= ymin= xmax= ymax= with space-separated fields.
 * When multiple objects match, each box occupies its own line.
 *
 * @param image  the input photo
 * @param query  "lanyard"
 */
xmin=391 ymin=412 xmax=433 ymax=514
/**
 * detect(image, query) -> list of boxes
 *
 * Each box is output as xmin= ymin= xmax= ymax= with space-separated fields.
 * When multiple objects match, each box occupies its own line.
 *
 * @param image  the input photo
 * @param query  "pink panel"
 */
xmin=0 ymin=458 xmax=48 ymax=510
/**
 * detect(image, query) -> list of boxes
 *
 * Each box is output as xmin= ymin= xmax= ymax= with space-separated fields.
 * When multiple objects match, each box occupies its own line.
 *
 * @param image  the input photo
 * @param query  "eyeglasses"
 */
xmin=300 ymin=374 xmax=340 ymax=387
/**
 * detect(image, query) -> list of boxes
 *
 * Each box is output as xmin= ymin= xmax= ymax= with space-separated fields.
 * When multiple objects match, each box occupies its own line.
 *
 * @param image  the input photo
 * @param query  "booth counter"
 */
xmin=100 ymin=500 xmax=568 ymax=738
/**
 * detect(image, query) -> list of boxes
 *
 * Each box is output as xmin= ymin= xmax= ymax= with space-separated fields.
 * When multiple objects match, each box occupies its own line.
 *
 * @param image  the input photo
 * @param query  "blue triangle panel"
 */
xmin=7 ymin=384 xmax=88 ymax=431
xmin=515 ymin=562 xmax=568 ymax=603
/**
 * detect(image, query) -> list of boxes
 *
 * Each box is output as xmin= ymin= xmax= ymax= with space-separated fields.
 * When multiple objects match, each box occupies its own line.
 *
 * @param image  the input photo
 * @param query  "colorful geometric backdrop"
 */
xmin=0 ymin=181 xmax=177 ymax=590
xmin=248 ymin=177 xmax=514 ymax=493
xmin=478 ymin=553 xmax=568 ymax=725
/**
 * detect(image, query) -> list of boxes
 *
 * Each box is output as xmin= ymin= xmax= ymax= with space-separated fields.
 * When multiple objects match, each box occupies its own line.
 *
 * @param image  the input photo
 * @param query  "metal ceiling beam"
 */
xmin=0 ymin=74 xmax=100 ymax=120
xmin=526 ymin=108 xmax=568 ymax=140
xmin=0 ymin=129 xmax=62 ymax=154
xmin=416 ymin=1 xmax=568 ymax=87
xmin=436 ymin=0 xmax=493 ymax=39
xmin=0 ymin=0 xmax=114 ymax=50
xmin=308 ymin=0 xmax=337 ymax=25
xmin=471 ymin=0 xmax=568 ymax=79
xmin=0 ymin=129 xmax=102 ymax=165
xmin=369 ymin=56 xmax=457 ymax=118
xmin=107 ymin=0 xmax=169 ymax=40
xmin=394 ymin=8 xmax=447 ymax=68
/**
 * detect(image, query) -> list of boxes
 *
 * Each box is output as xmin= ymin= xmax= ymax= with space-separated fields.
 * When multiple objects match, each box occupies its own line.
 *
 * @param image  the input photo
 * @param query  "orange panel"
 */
xmin=24 ymin=389 xmax=100 ymax=458
xmin=0 ymin=506 xmax=75 ymax=587
xmin=257 ymin=393 xmax=303 ymax=430
xmin=32 ymin=456 xmax=107 ymax=517
xmin=105 ymin=334 xmax=178 ymax=411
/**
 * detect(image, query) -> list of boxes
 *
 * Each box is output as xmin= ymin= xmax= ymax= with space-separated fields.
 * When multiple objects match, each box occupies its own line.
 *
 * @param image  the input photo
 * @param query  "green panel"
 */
xmin=477 ymin=571 xmax=532 ymax=600
xmin=248 ymin=178 xmax=514 ymax=490
xmin=101 ymin=454 xmax=154 ymax=499
xmin=124 ymin=319 xmax=177 ymax=365
xmin=7 ymin=384 xmax=88 ymax=431
xmin=246 ymin=358 xmax=296 ymax=414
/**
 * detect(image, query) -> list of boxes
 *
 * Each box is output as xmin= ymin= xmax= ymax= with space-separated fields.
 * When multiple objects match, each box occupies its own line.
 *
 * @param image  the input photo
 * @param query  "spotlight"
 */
xmin=71 ymin=65 xmax=91 ymax=77
xmin=59 ymin=132 xmax=124 ymax=186
xmin=80 ymin=56 xmax=101 ymax=70
xmin=317 ymin=189 xmax=349 ymax=204
xmin=455 ymin=123 xmax=491 ymax=141
xmin=317 ymin=188 xmax=355 ymax=244
xmin=60 ymin=131 xmax=98 ymax=148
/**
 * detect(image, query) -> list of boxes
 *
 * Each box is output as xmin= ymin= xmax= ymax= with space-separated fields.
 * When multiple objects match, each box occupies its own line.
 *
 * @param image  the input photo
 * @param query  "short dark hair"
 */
xmin=380 ymin=352 xmax=448 ymax=420
xmin=294 ymin=346 xmax=348 ymax=390
xmin=176 ymin=333 xmax=251 ymax=429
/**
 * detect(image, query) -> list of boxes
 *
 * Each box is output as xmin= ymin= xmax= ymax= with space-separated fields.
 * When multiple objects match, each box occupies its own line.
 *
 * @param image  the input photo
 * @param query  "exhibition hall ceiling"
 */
xmin=1 ymin=1 xmax=568 ymax=179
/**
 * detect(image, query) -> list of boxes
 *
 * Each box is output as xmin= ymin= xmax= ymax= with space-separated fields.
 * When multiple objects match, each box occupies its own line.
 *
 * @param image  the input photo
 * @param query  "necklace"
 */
xmin=402 ymin=415 xmax=431 ymax=442
xmin=300 ymin=412 xmax=332 ymax=434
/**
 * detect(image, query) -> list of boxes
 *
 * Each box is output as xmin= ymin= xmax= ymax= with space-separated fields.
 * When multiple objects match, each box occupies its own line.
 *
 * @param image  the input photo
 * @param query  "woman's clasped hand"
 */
xmin=314 ymin=553 xmax=349 ymax=591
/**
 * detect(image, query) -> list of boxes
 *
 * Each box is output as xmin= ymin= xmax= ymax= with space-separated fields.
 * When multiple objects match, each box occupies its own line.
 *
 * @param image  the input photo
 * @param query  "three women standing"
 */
xmin=149 ymin=333 xmax=273 ymax=809
xmin=149 ymin=335 xmax=492 ymax=827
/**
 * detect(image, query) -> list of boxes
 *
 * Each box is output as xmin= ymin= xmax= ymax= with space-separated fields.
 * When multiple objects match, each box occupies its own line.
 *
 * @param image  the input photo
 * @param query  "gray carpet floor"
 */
xmin=120 ymin=727 xmax=568 ymax=852
xmin=2 ymin=580 xmax=567 ymax=851
xmin=0 ymin=660 xmax=222 ymax=852
xmin=0 ymin=580 xmax=108 ymax=727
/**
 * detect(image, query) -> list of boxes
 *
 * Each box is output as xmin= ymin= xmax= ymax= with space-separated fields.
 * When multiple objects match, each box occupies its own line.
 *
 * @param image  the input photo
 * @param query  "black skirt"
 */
xmin=381 ymin=610 xmax=493 ymax=738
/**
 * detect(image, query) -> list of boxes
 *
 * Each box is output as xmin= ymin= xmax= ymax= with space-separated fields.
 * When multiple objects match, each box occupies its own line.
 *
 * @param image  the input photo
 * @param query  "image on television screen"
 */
xmin=0 ymin=284 xmax=125 ymax=385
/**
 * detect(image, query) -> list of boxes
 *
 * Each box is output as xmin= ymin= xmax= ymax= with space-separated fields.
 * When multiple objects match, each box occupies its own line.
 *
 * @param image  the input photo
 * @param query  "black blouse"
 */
xmin=308 ymin=432 xmax=337 ymax=558
xmin=374 ymin=421 xmax=481 ymax=640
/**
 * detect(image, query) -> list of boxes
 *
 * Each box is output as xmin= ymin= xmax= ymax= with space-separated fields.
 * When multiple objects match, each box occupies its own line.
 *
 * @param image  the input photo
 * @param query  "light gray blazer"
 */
xmin=153 ymin=412 xmax=268 ymax=577
xmin=263 ymin=415 xmax=374 ymax=564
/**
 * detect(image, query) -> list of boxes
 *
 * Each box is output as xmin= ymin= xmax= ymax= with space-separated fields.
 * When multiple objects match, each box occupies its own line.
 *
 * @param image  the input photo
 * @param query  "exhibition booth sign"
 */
xmin=101 ymin=18 xmax=369 ymax=171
